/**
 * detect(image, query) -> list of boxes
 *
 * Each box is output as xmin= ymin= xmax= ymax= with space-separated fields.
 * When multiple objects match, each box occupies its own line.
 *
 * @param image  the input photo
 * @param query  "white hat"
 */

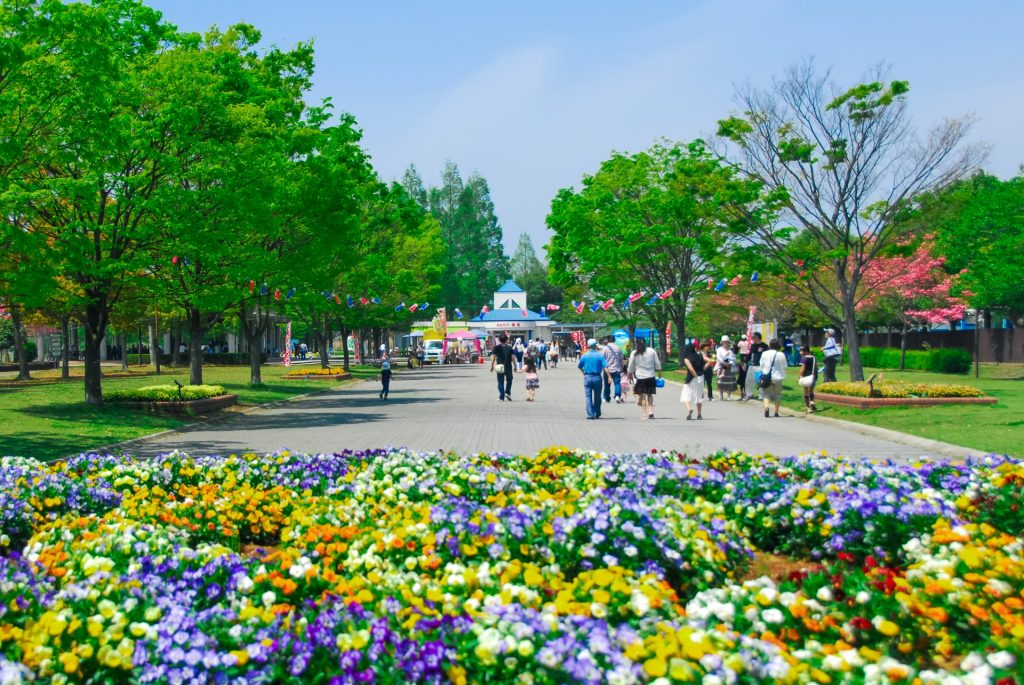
xmin=587 ymin=338 xmax=597 ymax=347
xmin=826 ymin=328 xmax=835 ymax=334
xmin=740 ymin=335 xmax=747 ymax=340
xmin=720 ymin=335 xmax=731 ymax=342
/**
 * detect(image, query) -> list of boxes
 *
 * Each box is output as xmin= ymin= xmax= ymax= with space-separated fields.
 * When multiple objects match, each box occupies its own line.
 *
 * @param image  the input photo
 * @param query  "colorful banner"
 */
xmin=746 ymin=306 xmax=756 ymax=348
xmin=666 ymin=321 xmax=672 ymax=355
xmin=283 ymin=323 xmax=292 ymax=367
xmin=439 ymin=307 xmax=448 ymax=337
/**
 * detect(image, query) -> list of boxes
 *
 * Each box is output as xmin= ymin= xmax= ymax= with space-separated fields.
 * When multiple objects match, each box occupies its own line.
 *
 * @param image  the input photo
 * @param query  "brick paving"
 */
xmin=134 ymin=363 xmax=977 ymax=459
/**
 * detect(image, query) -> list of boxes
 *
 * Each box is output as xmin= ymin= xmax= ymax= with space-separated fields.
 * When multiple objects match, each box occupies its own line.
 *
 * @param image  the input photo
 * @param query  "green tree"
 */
xmin=921 ymin=172 xmax=1024 ymax=324
xmin=0 ymin=0 xmax=176 ymax=403
xmin=547 ymin=140 xmax=765 ymax=362
xmin=716 ymin=61 xmax=983 ymax=380
xmin=420 ymin=162 xmax=509 ymax=309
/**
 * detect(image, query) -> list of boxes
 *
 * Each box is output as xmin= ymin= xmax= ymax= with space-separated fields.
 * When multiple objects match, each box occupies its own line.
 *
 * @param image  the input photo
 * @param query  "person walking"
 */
xmin=680 ymin=341 xmax=706 ymax=420
xmin=524 ymin=359 xmax=540 ymax=401
xmin=513 ymin=338 xmax=525 ymax=371
xmin=578 ymin=338 xmax=611 ymax=419
xmin=601 ymin=336 xmax=625 ymax=404
xmin=822 ymin=329 xmax=841 ymax=383
xmin=701 ymin=342 xmax=716 ymax=402
xmin=715 ymin=336 xmax=737 ymax=400
xmin=798 ymin=344 xmax=818 ymax=413
xmin=538 ymin=339 xmax=548 ymax=370
xmin=627 ymin=337 xmax=662 ymax=419
xmin=491 ymin=334 xmax=516 ymax=401
xmin=760 ymin=338 xmax=787 ymax=418
xmin=379 ymin=355 xmax=393 ymax=400
xmin=743 ymin=332 xmax=768 ymax=401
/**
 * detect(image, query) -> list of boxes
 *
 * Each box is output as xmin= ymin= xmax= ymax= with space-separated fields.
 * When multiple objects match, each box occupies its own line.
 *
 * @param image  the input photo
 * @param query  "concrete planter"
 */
xmin=112 ymin=394 xmax=238 ymax=415
xmin=280 ymin=372 xmax=352 ymax=381
xmin=816 ymin=393 xmax=997 ymax=409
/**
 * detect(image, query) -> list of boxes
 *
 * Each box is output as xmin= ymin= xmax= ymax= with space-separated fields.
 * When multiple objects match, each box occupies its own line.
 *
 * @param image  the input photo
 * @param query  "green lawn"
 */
xmin=0 ymin=364 xmax=378 ymax=461
xmin=666 ymin=364 xmax=1022 ymax=457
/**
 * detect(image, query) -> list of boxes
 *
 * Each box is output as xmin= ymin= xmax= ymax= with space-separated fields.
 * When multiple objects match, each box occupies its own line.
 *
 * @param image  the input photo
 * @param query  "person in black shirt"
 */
xmin=799 ymin=344 xmax=818 ymax=412
xmin=681 ymin=342 xmax=707 ymax=420
xmin=743 ymin=332 xmax=769 ymax=401
xmin=490 ymin=333 xmax=515 ymax=401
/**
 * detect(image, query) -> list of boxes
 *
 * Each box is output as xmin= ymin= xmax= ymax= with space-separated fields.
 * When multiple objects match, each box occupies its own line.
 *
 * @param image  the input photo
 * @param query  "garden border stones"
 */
xmin=280 ymin=371 xmax=353 ymax=381
xmin=110 ymin=393 xmax=238 ymax=415
xmin=816 ymin=393 xmax=997 ymax=409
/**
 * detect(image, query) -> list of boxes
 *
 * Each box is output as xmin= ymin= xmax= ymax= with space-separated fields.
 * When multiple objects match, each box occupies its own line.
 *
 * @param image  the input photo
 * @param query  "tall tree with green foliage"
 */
xmin=548 ymin=140 xmax=765 ymax=362
xmin=415 ymin=162 xmax=509 ymax=309
xmin=0 ymin=0 xmax=177 ymax=404
xmin=510 ymin=234 xmax=561 ymax=309
xmin=716 ymin=61 xmax=984 ymax=380
xmin=919 ymin=172 xmax=1024 ymax=324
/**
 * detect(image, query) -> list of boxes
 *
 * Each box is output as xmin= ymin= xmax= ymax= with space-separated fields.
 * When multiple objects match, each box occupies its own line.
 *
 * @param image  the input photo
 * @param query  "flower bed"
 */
xmin=282 ymin=368 xmax=353 ymax=380
xmin=1 ymin=448 xmax=1022 ymax=683
xmin=817 ymin=381 xmax=995 ymax=409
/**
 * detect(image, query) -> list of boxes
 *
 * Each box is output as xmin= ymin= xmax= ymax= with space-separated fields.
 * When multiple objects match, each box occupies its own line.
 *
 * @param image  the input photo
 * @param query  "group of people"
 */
xmin=576 ymin=336 xmax=663 ymax=419
xmin=679 ymin=328 xmax=842 ymax=419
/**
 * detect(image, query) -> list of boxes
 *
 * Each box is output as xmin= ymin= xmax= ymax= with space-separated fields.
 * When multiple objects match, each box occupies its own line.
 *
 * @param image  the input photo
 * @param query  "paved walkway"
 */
xmin=132 ymin=363 xmax=980 ymax=460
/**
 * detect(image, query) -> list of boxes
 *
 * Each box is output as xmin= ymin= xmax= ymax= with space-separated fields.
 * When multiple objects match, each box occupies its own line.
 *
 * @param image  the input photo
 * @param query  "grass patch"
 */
xmin=0 ymin=363 xmax=378 ymax=460
xmin=664 ymin=364 xmax=1022 ymax=457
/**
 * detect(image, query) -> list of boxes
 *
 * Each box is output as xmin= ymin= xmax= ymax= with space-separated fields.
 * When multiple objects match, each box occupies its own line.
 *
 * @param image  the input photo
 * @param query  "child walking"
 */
xmin=379 ymin=355 xmax=392 ymax=400
xmin=524 ymin=360 xmax=539 ymax=401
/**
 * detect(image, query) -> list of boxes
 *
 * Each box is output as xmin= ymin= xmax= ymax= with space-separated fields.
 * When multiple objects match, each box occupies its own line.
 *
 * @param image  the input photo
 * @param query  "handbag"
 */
xmin=494 ymin=363 xmax=505 ymax=374
xmin=798 ymin=356 xmax=816 ymax=387
xmin=758 ymin=352 xmax=777 ymax=389
xmin=655 ymin=378 xmax=665 ymax=388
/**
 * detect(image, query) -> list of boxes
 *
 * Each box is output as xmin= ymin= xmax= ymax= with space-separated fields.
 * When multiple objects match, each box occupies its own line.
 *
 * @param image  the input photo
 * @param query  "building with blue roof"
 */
xmin=468 ymin=280 xmax=555 ymax=340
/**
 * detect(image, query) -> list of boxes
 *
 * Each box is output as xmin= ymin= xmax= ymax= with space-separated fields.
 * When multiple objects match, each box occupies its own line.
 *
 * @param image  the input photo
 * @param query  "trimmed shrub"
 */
xmin=104 ymin=384 xmax=226 ymax=402
xmin=284 ymin=367 xmax=346 ymax=377
xmin=813 ymin=346 xmax=972 ymax=374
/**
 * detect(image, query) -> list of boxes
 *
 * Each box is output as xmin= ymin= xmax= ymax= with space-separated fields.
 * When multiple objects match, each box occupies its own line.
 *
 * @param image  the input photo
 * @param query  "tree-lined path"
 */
xmin=132 ymin=364 xmax=978 ymax=459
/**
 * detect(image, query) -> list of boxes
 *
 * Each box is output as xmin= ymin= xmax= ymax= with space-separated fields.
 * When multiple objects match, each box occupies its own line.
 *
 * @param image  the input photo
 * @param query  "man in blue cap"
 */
xmin=578 ymin=338 xmax=612 ymax=419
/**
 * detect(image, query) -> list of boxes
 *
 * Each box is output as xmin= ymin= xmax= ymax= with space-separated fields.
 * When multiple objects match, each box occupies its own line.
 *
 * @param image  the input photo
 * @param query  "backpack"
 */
xmin=381 ymin=360 xmax=391 ymax=371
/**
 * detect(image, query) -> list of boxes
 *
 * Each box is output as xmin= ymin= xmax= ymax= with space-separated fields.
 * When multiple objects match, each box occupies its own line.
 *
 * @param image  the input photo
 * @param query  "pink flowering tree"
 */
xmin=860 ymin=240 xmax=967 ymax=369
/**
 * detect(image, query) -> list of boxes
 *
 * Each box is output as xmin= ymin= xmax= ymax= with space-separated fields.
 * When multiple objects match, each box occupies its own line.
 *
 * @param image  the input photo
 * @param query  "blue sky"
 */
xmin=148 ymin=1 xmax=1023 ymax=254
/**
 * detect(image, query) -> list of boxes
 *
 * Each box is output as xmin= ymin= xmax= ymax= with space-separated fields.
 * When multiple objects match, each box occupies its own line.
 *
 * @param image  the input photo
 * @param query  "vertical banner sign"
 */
xmin=353 ymin=335 xmax=360 ymax=365
xmin=439 ymin=307 xmax=448 ymax=337
xmin=746 ymin=306 xmax=757 ymax=347
xmin=283 ymin=323 xmax=292 ymax=367
xmin=666 ymin=321 xmax=672 ymax=355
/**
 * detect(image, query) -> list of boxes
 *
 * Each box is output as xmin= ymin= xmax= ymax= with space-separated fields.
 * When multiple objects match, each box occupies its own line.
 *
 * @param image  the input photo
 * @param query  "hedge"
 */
xmin=812 ymin=346 xmax=972 ymax=374
xmin=104 ymin=384 xmax=226 ymax=402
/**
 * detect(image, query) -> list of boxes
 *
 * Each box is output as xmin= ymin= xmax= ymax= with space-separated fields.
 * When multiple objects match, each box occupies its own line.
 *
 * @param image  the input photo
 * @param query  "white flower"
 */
xmin=630 ymin=591 xmax=650 ymax=616
xmin=261 ymin=591 xmax=276 ymax=607
xmin=761 ymin=608 xmax=784 ymax=624
xmin=986 ymin=651 xmax=1015 ymax=670
xmin=816 ymin=587 xmax=833 ymax=602
xmin=855 ymin=591 xmax=871 ymax=604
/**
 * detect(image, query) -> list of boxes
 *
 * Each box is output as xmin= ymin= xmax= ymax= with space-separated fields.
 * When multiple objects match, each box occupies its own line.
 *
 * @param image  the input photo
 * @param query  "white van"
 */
xmin=423 ymin=339 xmax=444 ymax=364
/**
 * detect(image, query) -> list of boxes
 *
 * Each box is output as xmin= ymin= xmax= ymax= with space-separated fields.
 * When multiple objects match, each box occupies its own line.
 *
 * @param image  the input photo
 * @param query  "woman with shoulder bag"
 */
xmin=627 ymin=337 xmax=662 ymax=419
xmin=490 ymin=334 xmax=515 ymax=401
xmin=798 ymin=344 xmax=817 ymax=413
xmin=759 ymin=338 xmax=787 ymax=418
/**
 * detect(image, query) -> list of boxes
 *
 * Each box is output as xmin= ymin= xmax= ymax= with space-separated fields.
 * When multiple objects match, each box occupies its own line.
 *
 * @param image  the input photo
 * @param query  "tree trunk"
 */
xmin=650 ymin=314 xmax=668 ymax=364
xmin=340 ymin=323 xmax=351 ymax=371
xmin=118 ymin=332 xmax=128 ymax=371
xmin=188 ymin=308 xmax=205 ymax=386
xmin=898 ymin=322 xmax=908 ymax=371
xmin=319 ymin=313 xmax=331 ymax=369
xmin=9 ymin=305 xmax=31 ymax=381
xmin=240 ymin=301 xmax=267 ymax=385
xmin=148 ymin=324 xmax=157 ymax=372
xmin=842 ymin=298 xmax=864 ymax=381
xmin=673 ymin=311 xmax=687 ymax=365
xmin=83 ymin=299 xmax=107 ymax=406
xmin=60 ymin=315 xmax=71 ymax=380
xmin=72 ymin=324 xmax=79 ymax=362
xmin=171 ymin=325 xmax=180 ymax=366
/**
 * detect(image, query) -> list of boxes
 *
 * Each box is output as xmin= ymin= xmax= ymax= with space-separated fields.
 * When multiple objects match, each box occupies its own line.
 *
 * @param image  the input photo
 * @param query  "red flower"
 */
xmin=850 ymin=617 xmax=871 ymax=631
xmin=864 ymin=555 xmax=878 ymax=569
xmin=837 ymin=552 xmax=855 ymax=564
